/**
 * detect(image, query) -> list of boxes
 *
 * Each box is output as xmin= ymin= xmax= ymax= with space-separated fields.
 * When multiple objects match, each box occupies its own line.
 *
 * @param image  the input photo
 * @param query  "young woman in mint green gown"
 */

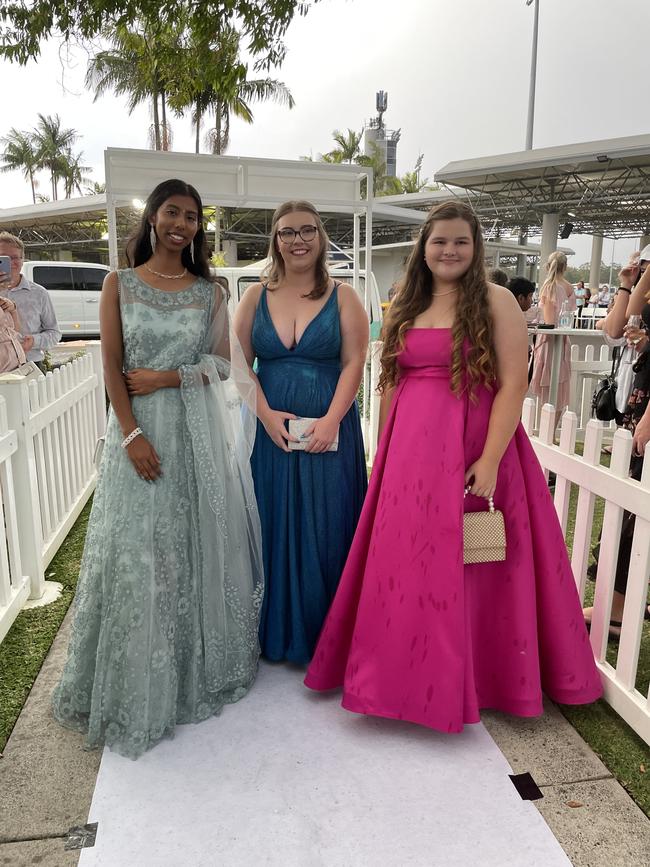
xmin=52 ymin=179 xmax=263 ymax=758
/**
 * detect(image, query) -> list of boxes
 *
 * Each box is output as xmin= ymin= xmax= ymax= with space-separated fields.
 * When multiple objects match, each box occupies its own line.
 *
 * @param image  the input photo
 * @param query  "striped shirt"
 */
xmin=0 ymin=275 xmax=61 ymax=362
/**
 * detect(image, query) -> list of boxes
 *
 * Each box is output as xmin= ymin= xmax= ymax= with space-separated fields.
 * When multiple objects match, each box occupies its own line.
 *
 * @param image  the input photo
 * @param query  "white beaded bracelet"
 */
xmin=121 ymin=427 xmax=143 ymax=449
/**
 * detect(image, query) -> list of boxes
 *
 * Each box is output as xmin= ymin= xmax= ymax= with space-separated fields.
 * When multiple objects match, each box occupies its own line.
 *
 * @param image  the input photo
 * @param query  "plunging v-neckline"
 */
xmin=264 ymin=285 xmax=337 ymax=352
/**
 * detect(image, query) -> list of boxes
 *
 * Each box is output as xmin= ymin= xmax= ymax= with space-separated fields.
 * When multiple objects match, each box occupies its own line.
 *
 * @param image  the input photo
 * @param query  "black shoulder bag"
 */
xmin=592 ymin=347 xmax=623 ymax=423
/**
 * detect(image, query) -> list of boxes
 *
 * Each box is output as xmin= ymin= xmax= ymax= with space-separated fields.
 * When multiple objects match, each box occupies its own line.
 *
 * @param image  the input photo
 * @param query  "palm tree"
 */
xmin=205 ymin=77 xmax=294 ymax=155
xmin=85 ymin=181 xmax=106 ymax=195
xmin=0 ymin=128 xmax=40 ymax=203
xmin=167 ymin=25 xmax=294 ymax=155
xmin=327 ymin=129 xmax=362 ymax=164
xmin=32 ymin=114 xmax=78 ymax=201
xmin=86 ymin=23 xmax=176 ymax=151
xmin=355 ymin=143 xmax=389 ymax=196
xmin=61 ymin=150 xmax=92 ymax=198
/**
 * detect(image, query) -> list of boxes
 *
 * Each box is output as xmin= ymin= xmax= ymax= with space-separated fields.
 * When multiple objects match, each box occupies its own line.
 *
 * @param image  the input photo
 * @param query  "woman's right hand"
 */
xmin=260 ymin=409 xmax=298 ymax=452
xmin=618 ymin=263 xmax=639 ymax=289
xmin=126 ymin=434 xmax=162 ymax=481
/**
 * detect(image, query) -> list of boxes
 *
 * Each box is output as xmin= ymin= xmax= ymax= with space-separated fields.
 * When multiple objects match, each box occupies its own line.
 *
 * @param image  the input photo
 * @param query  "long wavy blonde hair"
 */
xmin=378 ymin=200 xmax=497 ymax=399
xmin=539 ymin=251 xmax=568 ymax=305
xmin=263 ymin=200 xmax=331 ymax=300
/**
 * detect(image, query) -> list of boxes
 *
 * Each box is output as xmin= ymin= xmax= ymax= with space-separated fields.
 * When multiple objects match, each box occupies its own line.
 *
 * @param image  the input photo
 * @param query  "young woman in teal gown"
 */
xmin=234 ymin=201 xmax=369 ymax=664
xmin=52 ymin=179 xmax=264 ymax=758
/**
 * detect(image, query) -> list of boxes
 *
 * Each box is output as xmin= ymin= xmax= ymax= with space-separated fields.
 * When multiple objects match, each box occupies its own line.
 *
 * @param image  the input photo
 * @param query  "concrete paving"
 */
xmin=0 ymin=610 xmax=99 ymax=867
xmin=483 ymin=705 xmax=650 ymax=866
xmin=1 ymin=612 xmax=649 ymax=867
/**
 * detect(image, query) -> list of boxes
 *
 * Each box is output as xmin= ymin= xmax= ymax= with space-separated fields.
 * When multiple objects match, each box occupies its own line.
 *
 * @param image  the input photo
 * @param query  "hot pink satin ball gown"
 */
xmin=305 ymin=329 xmax=602 ymax=732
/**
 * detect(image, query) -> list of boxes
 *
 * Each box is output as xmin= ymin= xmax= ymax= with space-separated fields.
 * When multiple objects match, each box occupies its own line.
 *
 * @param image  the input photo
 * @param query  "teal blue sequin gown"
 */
xmin=251 ymin=285 xmax=368 ymax=663
xmin=52 ymin=270 xmax=263 ymax=759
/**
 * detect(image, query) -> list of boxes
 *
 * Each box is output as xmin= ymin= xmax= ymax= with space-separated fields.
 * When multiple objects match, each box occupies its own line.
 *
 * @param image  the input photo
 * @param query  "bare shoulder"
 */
xmin=487 ymin=282 xmax=518 ymax=312
xmin=336 ymin=281 xmax=365 ymax=310
xmin=102 ymin=270 xmax=119 ymax=292
xmin=238 ymin=281 xmax=265 ymax=311
xmin=487 ymin=282 xmax=527 ymax=332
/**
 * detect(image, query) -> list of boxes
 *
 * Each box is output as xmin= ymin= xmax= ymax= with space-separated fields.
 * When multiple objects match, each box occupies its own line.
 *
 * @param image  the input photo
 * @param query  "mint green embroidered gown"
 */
xmin=52 ymin=270 xmax=263 ymax=759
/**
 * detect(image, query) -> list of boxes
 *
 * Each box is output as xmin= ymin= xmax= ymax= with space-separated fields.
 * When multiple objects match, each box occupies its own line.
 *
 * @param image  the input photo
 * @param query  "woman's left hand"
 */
xmin=0 ymin=297 xmax=16 ymax=313
xmin=125 ymin=368 xmax=163 ymax=396
xmin=632 ymin=411 xmax=650 ymax=457
xmin=304 ymin=415 xmax=339 ymax=453
xmin=464 ymin=456 xmax=499 ymax=499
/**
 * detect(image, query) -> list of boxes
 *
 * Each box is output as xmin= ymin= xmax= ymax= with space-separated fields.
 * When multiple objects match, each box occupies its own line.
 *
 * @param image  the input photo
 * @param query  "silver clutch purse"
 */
xmin=288 ymin=417 xmax=339 ymax=452
xmin=463 ymin=489 xmax=506 ymax=565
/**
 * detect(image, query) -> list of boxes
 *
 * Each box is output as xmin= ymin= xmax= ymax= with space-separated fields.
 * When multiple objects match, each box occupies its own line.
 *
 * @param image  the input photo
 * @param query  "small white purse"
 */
xmin=288 ymin=417 xmax=339 ymax=452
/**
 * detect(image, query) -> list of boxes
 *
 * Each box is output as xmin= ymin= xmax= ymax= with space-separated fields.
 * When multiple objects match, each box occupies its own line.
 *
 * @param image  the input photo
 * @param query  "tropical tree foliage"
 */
xmin=32 ymin=114 xmax=79 ymax=201
xmin=383 ymin=154 xmax=435 ymax=195
xmin=85 ymin=23 xmax=177 ymax=152
xmin=325 ymin=129 xmax=362 ymax=164
xmin=163 ymin=22 xmax=294 ymax=154
xmin=0 ymin=0 xmax=319 ymax=72
xmin=1 ymin=115 xmax=98 ymax=201
xmin=61 ymin=150 xmax=92 ymax=197
xmin=0 ymin=128 xmax=39 ymax=202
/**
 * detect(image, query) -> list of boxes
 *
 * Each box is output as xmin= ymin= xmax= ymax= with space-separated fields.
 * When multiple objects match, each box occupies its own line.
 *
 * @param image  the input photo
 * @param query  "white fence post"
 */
xmin=0 ymin=396 xmax=30 ymax=642
xmin=86 ymin=341 xmax=107 ymax=439
xmin=368 ymin=341 xmax=382 ymax=465
xmin=526 ymin=401 xmax=650 ymax=746
xmin=0 ymin=376 xmax=45 ymax=600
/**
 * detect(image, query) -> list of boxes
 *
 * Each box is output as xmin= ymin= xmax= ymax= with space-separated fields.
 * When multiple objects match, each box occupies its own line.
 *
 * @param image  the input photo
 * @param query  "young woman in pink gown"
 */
xmin=304 ymin=201 xmax=602 ymax=733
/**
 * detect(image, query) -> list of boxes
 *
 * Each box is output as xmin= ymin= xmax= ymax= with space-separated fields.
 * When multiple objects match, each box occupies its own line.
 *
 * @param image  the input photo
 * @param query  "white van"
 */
xmin=215 ymin=265 xmax=384 ymax=339
xmin=22 ymin=260 xmax=383 ymax=340
xmin=22 ymin=261 xmax=110 ymax=338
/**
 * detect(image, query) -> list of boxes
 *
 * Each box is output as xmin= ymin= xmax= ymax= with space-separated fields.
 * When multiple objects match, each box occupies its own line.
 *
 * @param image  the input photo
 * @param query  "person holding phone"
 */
xmin=0 ymin=233 xmax=61 ymax=371
xmin=233 ymin=200 xmax=369 ymax=664
xmin=0 ymin=273 xmax=26 ymax=372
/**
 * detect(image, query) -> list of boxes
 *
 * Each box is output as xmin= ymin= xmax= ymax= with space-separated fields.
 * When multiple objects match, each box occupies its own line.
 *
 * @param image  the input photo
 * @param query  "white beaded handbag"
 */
xmin=463 ymin=488 xmax=506 ymax=565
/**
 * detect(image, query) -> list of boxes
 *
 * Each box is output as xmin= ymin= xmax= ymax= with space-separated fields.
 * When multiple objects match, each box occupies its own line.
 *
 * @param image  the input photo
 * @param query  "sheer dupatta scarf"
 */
xmin=178 ymin=285 xmax=264 ymax=682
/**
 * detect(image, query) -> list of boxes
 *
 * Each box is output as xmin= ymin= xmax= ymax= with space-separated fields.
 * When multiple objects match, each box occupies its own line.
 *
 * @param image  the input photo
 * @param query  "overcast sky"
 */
xmin=2 ymin=0 xmax=649 ymax=270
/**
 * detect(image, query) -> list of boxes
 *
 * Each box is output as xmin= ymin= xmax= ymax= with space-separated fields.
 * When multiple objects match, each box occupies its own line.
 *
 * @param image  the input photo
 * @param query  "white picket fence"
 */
xmin=522 ymin=401 xmax=650 ymax=746
xmin=0 ymin=398 xmax=30 ymax=643
xmin=0 ymin=344 xmax=106 ymax=642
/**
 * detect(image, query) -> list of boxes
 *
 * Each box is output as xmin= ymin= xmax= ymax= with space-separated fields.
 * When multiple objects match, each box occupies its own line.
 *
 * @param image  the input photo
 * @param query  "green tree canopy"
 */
xmin=164 ymin=23 xmax=294 ymax=154
xmin=0 ymin=1 xmax=319 ymax=69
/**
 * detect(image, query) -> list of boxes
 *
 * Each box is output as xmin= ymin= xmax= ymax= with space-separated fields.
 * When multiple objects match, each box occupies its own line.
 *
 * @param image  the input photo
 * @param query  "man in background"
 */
xmin=0 ymin=232 xmax=61 ymax=372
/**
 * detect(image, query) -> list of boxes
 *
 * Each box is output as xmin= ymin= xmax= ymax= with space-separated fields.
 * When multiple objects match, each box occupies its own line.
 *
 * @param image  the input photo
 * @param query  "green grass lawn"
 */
xmin=560 ymin=450 xmax=650 ymax=817
xmin=0 ymin=501 xmax=91 ymax=753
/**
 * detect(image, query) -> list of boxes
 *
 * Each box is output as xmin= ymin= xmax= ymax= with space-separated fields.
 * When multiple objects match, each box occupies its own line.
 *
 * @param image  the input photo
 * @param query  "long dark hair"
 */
xmin=263 ymin=200 xmax=330 ymax=299
xmin=125 ymin=178 xmax=212 ymax=281
xmin=379 ymin=200 xmax=497 ymax=399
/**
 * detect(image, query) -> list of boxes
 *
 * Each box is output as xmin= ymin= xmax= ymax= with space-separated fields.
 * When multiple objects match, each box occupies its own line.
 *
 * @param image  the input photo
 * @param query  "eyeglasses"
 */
xmin=277 ymin=225 xmax=318 ymax=244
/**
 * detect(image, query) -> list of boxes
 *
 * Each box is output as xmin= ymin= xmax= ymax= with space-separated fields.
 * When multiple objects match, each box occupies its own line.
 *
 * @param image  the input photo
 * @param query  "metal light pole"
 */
xmin=525 ymin=0 xmax=539 ymax=150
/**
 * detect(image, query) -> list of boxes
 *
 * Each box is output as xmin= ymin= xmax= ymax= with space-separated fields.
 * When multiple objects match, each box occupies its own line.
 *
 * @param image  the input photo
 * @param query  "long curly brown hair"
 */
xmin=262 ymin=200 xmax=331 ymax=300
xmin=378 ymin=200 xmax=497 ymax=399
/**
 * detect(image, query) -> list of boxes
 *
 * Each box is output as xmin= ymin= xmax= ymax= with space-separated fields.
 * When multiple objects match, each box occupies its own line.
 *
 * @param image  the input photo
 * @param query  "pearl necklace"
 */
xmin=433 ymin=287 xmax=458 ymax=297
xmin=145 ymin=263 xmax=188 ymax=280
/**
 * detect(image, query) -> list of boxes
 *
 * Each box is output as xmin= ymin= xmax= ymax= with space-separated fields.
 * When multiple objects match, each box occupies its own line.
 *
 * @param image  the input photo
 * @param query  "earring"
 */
xmin=149 ymin=225 xmax=156 ymax=252
xmin=189 ymin=240 xmax=195 ymax=264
